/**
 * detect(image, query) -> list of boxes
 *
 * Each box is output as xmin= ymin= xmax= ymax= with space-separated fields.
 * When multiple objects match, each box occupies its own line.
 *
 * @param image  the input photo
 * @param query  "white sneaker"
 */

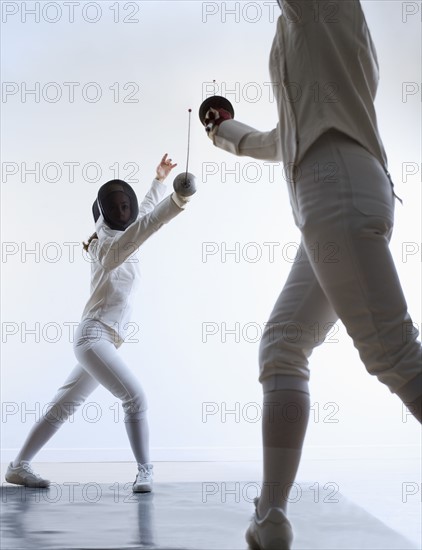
xmin=5 ymin=461 xmax=50 ymax=488
xmin=245 ymin=497 xmax=293 ymax=550
xmin=132 ymin=463 xmax=153 ymax=493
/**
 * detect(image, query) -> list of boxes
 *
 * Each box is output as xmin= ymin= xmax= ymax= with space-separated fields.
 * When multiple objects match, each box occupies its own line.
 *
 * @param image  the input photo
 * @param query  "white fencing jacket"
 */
xmin=212 ymin=0 xmax=388 ymax=184
xmin=81 ymin=181 xmax=183 ymax=343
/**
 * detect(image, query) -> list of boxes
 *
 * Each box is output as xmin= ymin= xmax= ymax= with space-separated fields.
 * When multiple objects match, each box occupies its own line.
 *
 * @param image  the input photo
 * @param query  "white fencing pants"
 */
xmin=259 ymin=130 xmax=421 ymax=405
xmin=15 ymin=319 xmax=149 ymax=465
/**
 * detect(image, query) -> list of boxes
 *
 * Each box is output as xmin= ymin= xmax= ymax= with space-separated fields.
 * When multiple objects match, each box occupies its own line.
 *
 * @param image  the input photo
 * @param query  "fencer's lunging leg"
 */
xmin=13 ymin=365 xmax=99 ymax=465
xmin=295 ymin=131 xmax=422 ymax=420
xmin=257 ymin=244 xmax=338 ymax=517
xmin=73 ymin=321 xmax=150 ymax=465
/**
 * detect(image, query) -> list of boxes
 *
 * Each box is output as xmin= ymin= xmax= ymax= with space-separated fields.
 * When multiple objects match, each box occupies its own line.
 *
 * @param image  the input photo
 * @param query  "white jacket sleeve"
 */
xmin=95 ymin=195 xmax=182 ymax=270
xmin=137 ymin=177 xmax=189 ymax=213
xmin=137 ymin=178 xmax=166 ymax=218
xmin=212 ymin=119 xmax=282 ymax=162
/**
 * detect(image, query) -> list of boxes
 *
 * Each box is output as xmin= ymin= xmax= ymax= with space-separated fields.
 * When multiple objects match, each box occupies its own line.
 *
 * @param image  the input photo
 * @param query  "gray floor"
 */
xmin=1 ymin=460 xmax=421 ymax=550
xmin=1 ymin=482 xmax=418 ymax=550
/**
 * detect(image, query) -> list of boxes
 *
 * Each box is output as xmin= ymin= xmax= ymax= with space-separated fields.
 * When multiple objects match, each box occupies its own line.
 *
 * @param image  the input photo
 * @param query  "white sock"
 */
xmin=124 ymin=416 xmax=150 ymax=465
xmin=258 ymin=388 xmax=310 ymax=516
xmin=13 ymin=418 xmax=60 ymax=467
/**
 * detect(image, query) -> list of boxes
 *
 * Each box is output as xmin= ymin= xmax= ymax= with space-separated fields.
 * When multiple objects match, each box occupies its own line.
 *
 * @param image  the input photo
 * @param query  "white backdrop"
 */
xmin=1 ymin=1 xmax=421 ymax=463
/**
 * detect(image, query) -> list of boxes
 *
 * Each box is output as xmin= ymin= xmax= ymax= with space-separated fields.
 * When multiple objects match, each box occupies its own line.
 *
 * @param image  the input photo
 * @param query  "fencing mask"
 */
xmin=92 ymin=179 xmax=139 ymax=231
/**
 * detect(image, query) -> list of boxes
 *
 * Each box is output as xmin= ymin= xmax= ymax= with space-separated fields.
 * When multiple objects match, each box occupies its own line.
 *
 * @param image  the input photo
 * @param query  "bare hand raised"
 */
xmin=156 ymin=153 xmax=178 ymax=182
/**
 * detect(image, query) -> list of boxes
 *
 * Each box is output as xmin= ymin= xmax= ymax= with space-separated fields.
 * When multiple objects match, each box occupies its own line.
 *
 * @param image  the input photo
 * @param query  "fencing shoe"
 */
xmin=245 ymin=497 xmax=293 ymax=550
xmin=5 ymin=461 xmax=50 ymax=488
xmin=133 ymin=462 xmax=153 ymax=493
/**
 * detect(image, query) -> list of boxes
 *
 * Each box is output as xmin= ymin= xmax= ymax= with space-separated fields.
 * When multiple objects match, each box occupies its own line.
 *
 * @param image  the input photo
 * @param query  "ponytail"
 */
xmin=82 ymin=232 xmax=98 ymax=253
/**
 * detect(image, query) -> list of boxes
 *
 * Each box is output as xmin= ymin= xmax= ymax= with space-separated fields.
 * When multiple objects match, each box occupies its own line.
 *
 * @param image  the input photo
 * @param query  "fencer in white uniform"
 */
xmin=6 ymin=154 xmax=187 ymax=493
xmin=204 ymin=1 xmax=421 ymax=548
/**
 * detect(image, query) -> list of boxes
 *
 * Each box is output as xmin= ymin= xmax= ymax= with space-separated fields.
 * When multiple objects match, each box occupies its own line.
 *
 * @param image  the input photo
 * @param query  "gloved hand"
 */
xmin=204 ymin=107 xmax=233 ymax=138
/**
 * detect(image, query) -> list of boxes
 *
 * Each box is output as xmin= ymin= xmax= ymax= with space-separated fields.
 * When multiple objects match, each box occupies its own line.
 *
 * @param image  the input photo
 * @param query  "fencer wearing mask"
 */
xmin=203 ymin=1 xmax=421 ymax=548
xmin=6 ymin=154 xmax=188 ymax=493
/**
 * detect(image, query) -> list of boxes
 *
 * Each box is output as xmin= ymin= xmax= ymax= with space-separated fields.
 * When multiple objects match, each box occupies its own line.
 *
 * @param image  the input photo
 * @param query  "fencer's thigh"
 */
xmin=259 ymin=244 xmax=338 ymax=389
xmin=293 ymin=130 xmax=421 ymax=396
xmin=73 ymin=320 xmax=147 ymax=415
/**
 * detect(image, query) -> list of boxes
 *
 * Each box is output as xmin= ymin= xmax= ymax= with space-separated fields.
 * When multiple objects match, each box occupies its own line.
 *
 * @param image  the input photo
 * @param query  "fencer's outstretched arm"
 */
xmin=90 ymin=153 xmax=184 ymax=270
xmin=90 ymin=191 xmax=183 ymax=270
xmin=211 ymin=119 xmax=282 ymax=162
